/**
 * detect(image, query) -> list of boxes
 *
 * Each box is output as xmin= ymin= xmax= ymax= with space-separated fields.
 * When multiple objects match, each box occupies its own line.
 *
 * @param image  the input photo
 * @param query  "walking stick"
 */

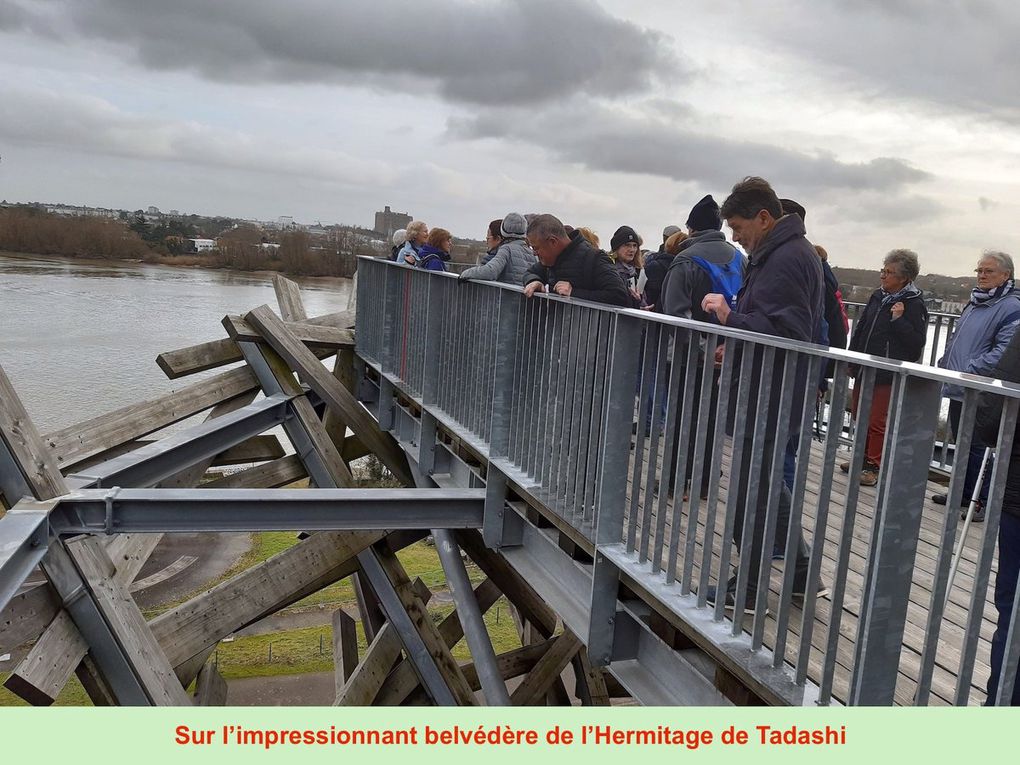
xmin=945 ymin=446 xmax=993 ymax=609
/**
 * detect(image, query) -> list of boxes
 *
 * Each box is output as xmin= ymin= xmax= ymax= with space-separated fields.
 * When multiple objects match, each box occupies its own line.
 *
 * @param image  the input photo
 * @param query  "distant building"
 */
xmin=147 ymin=205 xmax=160 ymax=215
xmin=278 ymin=216 xmax=294 ymax=228
xmin=189 ymin=238 xmax=217 ymax=252
xmin=374 ymin=205 xmax=411 ymax=238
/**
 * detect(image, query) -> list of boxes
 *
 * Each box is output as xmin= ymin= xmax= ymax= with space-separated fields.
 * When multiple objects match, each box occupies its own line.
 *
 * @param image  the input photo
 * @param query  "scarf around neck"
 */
xmin=880 ymin=281 xmax=921 ymax=307
xmin=971 ymin=279 xmax=1015 ymax=306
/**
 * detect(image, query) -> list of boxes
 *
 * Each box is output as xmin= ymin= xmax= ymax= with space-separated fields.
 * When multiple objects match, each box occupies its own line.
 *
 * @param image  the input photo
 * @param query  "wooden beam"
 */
xmin=373 ymin=544 xmax=477 ymax=706
xmin=202 ymin=455 xmax=306 ymax=489
xmin=461 ymin=641 xmax=552 ymax=693
xmin=0 ymin=363 xmax=69 ymax=499
xmin=510 ymin=631 xmax=581 ymax=706
xmin=273 ymin=274 xmax=308 ymax=322
xmin=194 ymin=659 xmax=228 ymax=706
xmin=335 ymin=579 xmax=433 ymax=706
xmin=43 ymin=366 xmax=258 ymax=468
xmin=373 ymin=578 xmax=502 ymax=706
xmin=0 ymin=581 xmax=61 ymax=655
xmin=332 ymin=609 xmax=358 ymax=698
xmin=5 ymin=395 xmax=255 ymax=705
xmin=151 ymin=530 xmax=387 ymax=684
xmin=573 ymin=648 xmax=610 ymax=706
xmin=209 ymin=434 xmax=285 ymax=466
xmin=224 ymin=316 xmax=354 ymax=349
xmin=240 ymin=305 xmax=412 ymax=485
xmin=65 ymin=536 xmax=191 ymax=705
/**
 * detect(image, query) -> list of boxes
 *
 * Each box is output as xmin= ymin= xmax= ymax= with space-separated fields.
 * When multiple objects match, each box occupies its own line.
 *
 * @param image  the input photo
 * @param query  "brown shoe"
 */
xmin=859 ymin=468 xmax=878 ymax=486
xmin=839 ymin=460 xmax=851 ymax=474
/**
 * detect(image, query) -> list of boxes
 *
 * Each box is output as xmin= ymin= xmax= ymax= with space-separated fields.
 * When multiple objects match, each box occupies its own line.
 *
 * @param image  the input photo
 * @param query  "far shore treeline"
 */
xmin=0 ymin=206 xmax=379 ymax=278
xmin=0 ymin=205 xmax=977 ymax=301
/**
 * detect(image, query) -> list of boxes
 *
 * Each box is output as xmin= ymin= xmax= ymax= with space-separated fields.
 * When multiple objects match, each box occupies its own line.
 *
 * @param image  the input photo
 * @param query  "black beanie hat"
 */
xmin=686 ymin=194 xmax=722 ymax=232
xmin=779 ymin=198 xmax=806 ymax=221
xmin=610 ymin=225 xmax=639 ymax=253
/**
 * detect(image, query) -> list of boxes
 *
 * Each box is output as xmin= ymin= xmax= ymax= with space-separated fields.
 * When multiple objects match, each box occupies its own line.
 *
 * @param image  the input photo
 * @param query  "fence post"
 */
xmin=848 ymin=373 xmax=940 ymax=704
xmin=482 ymin=288 xmax=525 ymax=549
xmin=588 ymin=313 xmax=643 ymax=666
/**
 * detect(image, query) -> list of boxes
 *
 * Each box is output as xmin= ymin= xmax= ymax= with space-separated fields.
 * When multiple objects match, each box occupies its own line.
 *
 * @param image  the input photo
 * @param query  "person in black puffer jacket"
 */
xmin=975 ymin=328 xmax=1020 ymax=705
xmin=845 ymin=249 xmax=928 ymax=484
xmin=642 ymin=224 xmax=681 ymax=309
xmin=522 ymin=214 xmax=630 ymax=306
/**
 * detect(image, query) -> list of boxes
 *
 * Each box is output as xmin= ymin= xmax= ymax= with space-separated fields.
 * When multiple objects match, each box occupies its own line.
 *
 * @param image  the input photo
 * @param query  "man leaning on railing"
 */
xmin=700 ymin=176 xmax=829 ymax=614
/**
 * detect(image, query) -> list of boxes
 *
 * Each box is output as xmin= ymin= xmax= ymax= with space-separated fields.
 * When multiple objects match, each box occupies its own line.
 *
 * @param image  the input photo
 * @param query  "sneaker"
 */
xmin=932 ymin=493 xmax=947 ymax=506
xmin=859 ymin=468 xmax=878 ymax=486
xmin=772 ymin=545 xmax=785 ymax=560
xmin=704 ymin=579 xmax=766 ymax=616
xmin=839 ymin=460 xmax=850 ymax=474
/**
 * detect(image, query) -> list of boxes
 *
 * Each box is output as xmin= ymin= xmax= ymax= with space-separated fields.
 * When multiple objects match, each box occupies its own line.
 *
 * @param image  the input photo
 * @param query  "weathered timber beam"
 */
xmin=373 ymin=578 xmax=501 ymax=706
xmin=460 ymin=641 xmax=553 ymax=694
xmin=150 ymin=530 xmax=398 ymax=684
xmin=0 ymin=364 xmax=69 ymax=499
xmin=273 ymin=274 xmax=308 ymax=322
xmin=366 ymin=543 xmax=477 ymax=706
xmin=510 ymin=631 xmax=582 ymax=706
xmin=43 ymin=366 xmax=258 ymax=468
xmin=335 ymin=578 xmax=433 ymax=706
xmin=238 ymin=305 xmax=412 ymax=485
xmin=333 ymin=609 xmax=358 ymax=698
xmin=156 ymin=312 xmax=352 ymax=379
xmin=223 ymin=315 xmax=354 ymax=349
xmin=5 ymin=395 xmax=257 ymax=704
xmin=573 ymin=648 xmax=610 ymax=706
xmin=202 ymin=454 xmax=306 ymax=489
xmin=194 ymin=658 xmax=228 ymax=706
xmin=65 ymin=536 xmax=191 ymax=705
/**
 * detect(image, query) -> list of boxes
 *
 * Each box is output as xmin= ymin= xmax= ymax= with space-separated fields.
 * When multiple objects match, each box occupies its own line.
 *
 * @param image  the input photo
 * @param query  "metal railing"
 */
xmin=358 ymin=258 xmax=1020 ymax=706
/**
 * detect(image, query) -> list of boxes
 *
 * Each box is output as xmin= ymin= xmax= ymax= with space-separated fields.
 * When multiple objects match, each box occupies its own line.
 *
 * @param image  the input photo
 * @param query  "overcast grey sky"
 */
xmin=1 ymin=0 xmax=1018 ymax=274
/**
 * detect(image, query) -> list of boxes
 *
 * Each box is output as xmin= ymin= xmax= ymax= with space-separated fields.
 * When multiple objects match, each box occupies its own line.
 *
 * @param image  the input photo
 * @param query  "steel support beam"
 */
xmin=0 ymin=500 xmax=51 ymax=615
xmin=48 ymin=488 xmax=485 ymax=534
xmin=67 ymin=395 xmax=293 ymax=489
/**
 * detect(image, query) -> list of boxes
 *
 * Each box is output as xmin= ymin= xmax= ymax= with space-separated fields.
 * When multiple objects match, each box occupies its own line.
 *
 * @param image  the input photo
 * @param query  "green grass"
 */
xmin=210 ymin=597 xmax=521 ymax=681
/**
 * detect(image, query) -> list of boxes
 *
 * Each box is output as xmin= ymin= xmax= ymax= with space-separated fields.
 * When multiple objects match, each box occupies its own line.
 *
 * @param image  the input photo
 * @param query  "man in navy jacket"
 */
xmin=701 ymin=176 xmax=827 ymax=614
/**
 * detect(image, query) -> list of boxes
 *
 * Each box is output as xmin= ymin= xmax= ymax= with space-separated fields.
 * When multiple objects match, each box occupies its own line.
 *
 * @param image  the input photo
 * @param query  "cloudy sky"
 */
xmin=1 ymin=0 xmax=1018 ymax=274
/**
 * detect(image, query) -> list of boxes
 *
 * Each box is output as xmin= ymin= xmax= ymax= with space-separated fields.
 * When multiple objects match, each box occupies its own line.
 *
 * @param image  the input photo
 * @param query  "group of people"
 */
xmin=388 ymin=175 xmax=1020 ymax=704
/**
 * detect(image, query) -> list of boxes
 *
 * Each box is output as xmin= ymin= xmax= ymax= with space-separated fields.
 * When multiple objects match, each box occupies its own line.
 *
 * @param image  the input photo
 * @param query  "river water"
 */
xmin=1 ymin=253 xmax=352 ymax=433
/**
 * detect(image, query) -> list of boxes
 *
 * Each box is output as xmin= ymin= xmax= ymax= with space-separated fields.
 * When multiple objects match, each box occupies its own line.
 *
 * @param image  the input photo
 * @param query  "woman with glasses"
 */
xmin=935 ymin=251 xmax=1020 ymax=518
xmin=844 ymin=249 xmax=928 ymax=486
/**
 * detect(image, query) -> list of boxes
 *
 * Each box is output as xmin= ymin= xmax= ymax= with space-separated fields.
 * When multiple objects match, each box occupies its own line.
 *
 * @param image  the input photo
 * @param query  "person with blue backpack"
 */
xmin=658 ymin=194 xmax=745 ymax=500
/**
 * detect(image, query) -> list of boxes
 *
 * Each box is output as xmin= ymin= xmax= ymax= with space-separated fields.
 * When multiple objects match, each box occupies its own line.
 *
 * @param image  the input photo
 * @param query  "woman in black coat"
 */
xmin=844 ymin=249 xmax=928 ymax=485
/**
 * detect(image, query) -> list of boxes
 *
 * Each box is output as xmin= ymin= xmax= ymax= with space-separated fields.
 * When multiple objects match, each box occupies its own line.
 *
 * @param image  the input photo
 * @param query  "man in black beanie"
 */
xmin=657 ymin=195 xmax=745 ymax=500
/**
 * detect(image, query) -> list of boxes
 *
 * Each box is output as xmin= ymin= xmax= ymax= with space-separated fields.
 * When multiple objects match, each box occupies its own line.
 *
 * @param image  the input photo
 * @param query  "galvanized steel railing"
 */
xmin=356 ymin=257 xmax=1020 ymax=706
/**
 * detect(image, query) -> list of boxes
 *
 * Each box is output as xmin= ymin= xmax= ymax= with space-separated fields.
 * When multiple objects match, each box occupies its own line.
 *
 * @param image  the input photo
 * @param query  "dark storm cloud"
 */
xmin=1 ymin=0 xmax=681 ymax=105
xmin=452 ymin=102 xmax=932 ymax=195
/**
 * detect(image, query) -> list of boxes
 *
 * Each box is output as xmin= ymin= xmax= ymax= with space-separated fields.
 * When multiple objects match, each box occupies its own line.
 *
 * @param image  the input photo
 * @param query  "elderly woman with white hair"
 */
xmin=395 ymin=220 xmax=428 ymax=265
xmin=935 ymin=250 xmax=1020 ymax=517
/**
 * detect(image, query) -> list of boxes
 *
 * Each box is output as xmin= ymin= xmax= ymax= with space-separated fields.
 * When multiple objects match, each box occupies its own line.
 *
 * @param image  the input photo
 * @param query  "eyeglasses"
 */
xmin=975 ymin=268 xmax=1000 ymax=275
xmin=879 ymin=269 xmax=901 ymax=277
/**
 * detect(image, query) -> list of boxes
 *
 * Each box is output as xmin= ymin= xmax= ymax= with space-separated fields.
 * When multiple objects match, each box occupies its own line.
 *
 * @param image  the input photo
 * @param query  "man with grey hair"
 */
xmin=522 ymin=214 xmax=630 ymax=306
xmin=935 ymin=250 xmax=1020 ymax=515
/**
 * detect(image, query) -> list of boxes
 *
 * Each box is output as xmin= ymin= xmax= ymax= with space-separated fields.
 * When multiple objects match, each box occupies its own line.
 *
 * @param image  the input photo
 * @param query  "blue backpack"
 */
xmin=690 ymin=249 xmax=743 ymax=317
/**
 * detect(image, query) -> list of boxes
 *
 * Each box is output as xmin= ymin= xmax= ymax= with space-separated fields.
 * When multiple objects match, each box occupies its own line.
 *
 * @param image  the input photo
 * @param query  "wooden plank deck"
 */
xmin=607 ymin=434 xmax=998 ymax=707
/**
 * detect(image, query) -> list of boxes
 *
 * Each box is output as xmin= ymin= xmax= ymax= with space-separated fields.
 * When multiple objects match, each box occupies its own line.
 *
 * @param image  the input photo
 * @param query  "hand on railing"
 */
xmin=552 ymin=281 xmax=573 ymax=297
xmin=702 ymin=293 xmax=732 ymax=325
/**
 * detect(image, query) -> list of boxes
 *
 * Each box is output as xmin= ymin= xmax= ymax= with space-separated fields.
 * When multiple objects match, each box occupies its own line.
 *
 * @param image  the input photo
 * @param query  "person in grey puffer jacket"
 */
xmin=459 ymin=212 xmax=536 ymax=285
xmin=934 ymin=250 xmax=1020 ymax=508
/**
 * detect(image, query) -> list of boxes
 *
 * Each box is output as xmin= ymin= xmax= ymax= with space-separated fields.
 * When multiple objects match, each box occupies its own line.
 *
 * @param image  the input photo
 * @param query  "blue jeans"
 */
xmin=987 ymin=511 xmax=1020 ymax=705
